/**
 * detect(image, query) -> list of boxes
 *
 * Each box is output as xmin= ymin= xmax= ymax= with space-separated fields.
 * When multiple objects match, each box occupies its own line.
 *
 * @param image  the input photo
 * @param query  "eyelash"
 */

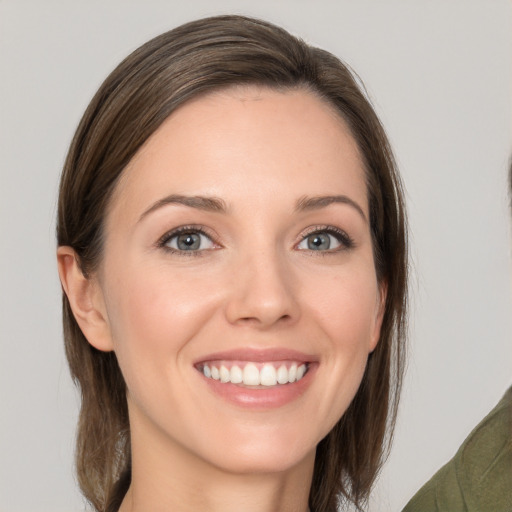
xmin=297 ymin=225 xmax=355 ymax=253
xmin=156 ymin=225 xmax=219 ymax=257
xmin=156 ymin=224 xmax=355 ymax=256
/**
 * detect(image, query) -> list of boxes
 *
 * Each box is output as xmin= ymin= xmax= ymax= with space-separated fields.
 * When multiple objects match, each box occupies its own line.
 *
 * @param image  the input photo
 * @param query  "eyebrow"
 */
xmin=295 ymin=195 xmax=367 ymax=222
xmin=138 ymin=194 xmax=227 ymax=222
xmin=138 ymin=193 xmax=366 ymax=223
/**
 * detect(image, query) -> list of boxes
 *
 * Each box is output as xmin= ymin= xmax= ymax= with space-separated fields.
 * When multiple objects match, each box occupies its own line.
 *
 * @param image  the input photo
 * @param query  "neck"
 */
xmin=120 ymin=468 xmax=313 ymax=512
xmin=119 ymin=412 xmax=315 ymax=512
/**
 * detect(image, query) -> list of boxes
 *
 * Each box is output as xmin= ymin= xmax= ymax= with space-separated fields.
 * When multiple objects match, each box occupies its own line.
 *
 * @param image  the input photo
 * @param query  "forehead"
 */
xmin=108 ymin=86 xmax=367 ymax=221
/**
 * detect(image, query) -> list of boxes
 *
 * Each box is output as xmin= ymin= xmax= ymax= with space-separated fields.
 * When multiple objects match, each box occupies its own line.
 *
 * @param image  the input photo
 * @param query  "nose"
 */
xmin=224 ymin=249 xmax=300 ymax=329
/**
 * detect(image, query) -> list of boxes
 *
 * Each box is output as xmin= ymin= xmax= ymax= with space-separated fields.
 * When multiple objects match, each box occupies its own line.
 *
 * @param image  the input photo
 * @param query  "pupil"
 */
xmin=178 ymin=233 xmax=200 ymax=250
xmin=308 ymin=233 xmax=330 ymax=250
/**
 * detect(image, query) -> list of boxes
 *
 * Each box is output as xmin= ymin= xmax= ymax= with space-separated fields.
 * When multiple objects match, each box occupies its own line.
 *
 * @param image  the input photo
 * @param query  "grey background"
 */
xmin=1 ymin=1 xmax=511 ymax=511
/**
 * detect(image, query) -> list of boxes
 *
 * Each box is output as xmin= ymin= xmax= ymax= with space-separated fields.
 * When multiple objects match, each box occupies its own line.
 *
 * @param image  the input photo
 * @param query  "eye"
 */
xmin=297 ymin=228 xmax=353 ymax=252
xmin=159 ymin=227 xmax=217 ymax=253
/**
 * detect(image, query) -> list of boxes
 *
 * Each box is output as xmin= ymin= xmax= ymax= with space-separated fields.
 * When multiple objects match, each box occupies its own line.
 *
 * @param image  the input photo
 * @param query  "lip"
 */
xmin=194 ymin=348 xmax=318 ymax=409
xmin=194 ymin=347 xmax=317 ymax=365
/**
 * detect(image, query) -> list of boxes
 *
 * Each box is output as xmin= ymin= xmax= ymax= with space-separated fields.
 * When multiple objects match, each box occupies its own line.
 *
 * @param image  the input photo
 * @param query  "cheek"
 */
xmin=301 ymin=266 xmax=380 ymax=425
xmin=305 ymin=266 xmax=380 ymax=349
xmin=102 ymin=263 xmax=221 ymax=385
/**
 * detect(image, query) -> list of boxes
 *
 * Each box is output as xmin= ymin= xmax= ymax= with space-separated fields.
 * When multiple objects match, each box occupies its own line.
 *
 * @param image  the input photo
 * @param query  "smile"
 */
xmin=194 ymin=348 xmax=316 ymax=408
xmin=199 ymin=361 xmax=308 ymax=387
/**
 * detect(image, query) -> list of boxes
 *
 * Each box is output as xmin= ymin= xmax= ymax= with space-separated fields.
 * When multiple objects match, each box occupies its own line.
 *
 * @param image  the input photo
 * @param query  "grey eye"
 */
xmin=297 ymin=232 xmax=341 ymax=251
xmin=177 ymin=233 xmax=200 ymax=250
xmin=308 ymin=233 xmax=330 ymax=250
xmin=166 ymin=232 xmax=215 ymax=251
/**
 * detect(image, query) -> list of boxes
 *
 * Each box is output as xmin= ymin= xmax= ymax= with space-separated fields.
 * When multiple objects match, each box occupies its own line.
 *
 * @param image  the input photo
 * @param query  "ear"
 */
xmin=369 ymin=281 xmax=387 ymax=353
xmin=57 ymin=246 xmax=114 ymax=352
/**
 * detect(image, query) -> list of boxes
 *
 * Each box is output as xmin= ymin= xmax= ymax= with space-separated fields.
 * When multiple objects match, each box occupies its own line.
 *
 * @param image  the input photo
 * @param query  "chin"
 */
xmin=211 ymin=447 xmax=315 ymax=476
xmin=197 ymin=426 xmax=318 ymax=476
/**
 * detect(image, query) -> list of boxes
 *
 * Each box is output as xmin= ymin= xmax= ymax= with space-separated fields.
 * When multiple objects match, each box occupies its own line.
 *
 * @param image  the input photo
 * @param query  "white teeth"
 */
xmin=288 ymin=363 xmax=297 ymax=383
xmin=243 ymin=363 xmax=260 ymax=385
xmin=276 ymin=364 xmax=288 ymax=384
xmin=230 ymin=365 xmax=243 ymax=384
xmin=201 ymin=361 xmax=309 ymax=387
xmin=260 ymin=364 xmax=277 ymax=386
xmin=219 ymin=365 xmax=230 ymax=383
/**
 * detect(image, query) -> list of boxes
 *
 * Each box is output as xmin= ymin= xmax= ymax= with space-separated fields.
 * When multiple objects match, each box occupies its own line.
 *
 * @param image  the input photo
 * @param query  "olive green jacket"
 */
xmin=402 ymin=386 xmax=512 ymax=512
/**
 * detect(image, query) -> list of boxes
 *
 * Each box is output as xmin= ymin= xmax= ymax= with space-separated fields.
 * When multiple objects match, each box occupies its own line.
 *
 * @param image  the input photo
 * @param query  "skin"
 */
xmin=58 ymin=86 xmax=386 ymax=512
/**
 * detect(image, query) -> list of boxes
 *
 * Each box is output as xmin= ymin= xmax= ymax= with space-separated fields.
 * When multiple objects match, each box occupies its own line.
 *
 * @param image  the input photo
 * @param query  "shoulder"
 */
xmin=402 ymin=386 xmax=512 ymax=512
xmin=456 ymin=386 xmax=512 ymax=502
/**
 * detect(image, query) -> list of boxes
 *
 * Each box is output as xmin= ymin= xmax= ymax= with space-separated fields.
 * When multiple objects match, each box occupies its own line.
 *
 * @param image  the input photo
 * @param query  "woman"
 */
xmin=56 ymin=15 xmax=407 ymax=512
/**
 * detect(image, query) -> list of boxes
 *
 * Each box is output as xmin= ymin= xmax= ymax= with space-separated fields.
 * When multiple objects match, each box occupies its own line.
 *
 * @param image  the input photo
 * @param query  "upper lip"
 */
xmin=194 ymin=348 xmax=317 ymax=365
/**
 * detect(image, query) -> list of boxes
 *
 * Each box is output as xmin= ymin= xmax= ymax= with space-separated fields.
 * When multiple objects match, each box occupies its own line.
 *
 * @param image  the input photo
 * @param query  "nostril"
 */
xmin=238 ymin=316 xmax=262 ymax=324
xmin=238 ymin=313 xmax=291 ymax=324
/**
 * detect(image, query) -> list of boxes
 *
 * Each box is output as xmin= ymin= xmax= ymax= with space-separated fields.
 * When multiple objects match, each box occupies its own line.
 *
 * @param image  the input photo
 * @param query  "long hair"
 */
xmin=57 ymin=15 xmax=408 ymax=512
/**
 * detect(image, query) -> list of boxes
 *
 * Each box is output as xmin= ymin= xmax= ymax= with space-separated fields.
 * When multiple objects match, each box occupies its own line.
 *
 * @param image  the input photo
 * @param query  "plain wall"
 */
xmin=1 ymin=1 xmax=511 ymax=511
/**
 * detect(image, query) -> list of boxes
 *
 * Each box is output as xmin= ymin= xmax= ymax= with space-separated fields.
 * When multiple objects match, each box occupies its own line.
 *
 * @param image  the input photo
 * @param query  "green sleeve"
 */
xmin=402 ymin=386 xmax=512 ymax=512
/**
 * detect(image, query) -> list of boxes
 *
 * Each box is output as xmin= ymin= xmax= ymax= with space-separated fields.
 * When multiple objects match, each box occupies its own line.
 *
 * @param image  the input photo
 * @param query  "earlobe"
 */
xmin=57 ymin=246 xmax=114 ymax=352
xmin=369 ymin=282 xmax=387 ymax=353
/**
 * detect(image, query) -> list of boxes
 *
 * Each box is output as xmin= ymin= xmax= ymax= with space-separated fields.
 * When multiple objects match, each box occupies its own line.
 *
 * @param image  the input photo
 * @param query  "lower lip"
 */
xmin=199 ymin=365 xmax=316 ymax=409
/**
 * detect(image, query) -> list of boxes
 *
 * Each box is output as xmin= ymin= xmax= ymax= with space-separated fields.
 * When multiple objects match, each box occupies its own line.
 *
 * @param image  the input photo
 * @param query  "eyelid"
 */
xmin=155 ymin=224 xmax=354 ymax=254
xmin=156 ymin=225 xmax=221 ymax=253
xmin=295 ymin=225 xmax=355 ymax=251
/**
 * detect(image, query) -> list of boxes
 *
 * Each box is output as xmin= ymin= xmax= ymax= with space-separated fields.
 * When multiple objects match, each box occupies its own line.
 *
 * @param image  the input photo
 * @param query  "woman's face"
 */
xmin=93 ymin=86 xmax=384 ymax=475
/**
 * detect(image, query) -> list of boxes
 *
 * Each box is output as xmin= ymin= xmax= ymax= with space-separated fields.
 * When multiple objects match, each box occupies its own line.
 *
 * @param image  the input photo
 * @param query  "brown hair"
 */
xmin=57 ymin=15 xmax=407 ymax=512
